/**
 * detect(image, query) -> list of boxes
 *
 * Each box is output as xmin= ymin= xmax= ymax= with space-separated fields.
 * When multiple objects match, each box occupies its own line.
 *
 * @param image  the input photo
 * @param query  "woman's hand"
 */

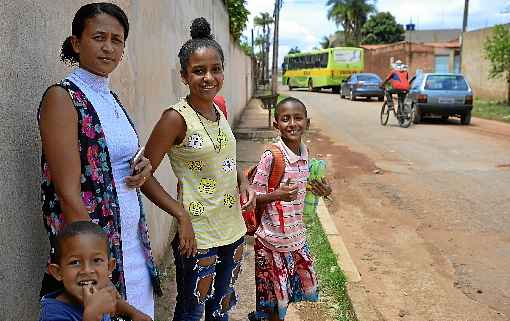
xmin=309 ymin=178 xmax=332 ymax=197
xmin=240 ymin=182 xmax=256 ymax=211
xmin=176 ymin=214 xmax=197 ymax=258
xmin=125 ymin=156 xmax=152 ymax=188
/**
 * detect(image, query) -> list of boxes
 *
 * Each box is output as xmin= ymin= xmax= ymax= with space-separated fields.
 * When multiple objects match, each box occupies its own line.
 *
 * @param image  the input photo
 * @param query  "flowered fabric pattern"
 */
xmin=38 ymin=80 xmax=161 ymax=298
xmin=254 ymin=239 xmax=318 ymax=320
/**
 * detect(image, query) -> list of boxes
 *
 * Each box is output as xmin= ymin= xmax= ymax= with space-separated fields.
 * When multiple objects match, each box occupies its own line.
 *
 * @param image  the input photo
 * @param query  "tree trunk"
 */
xmin=507 ymin=71 xmax=510 ymax=105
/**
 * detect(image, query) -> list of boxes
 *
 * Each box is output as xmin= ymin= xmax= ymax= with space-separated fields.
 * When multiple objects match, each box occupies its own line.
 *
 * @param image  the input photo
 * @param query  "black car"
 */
xmin=340 ymin=73 xmax=384 ymax=101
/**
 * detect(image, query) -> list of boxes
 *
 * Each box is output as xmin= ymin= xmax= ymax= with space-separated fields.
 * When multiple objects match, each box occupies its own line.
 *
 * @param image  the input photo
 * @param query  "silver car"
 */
xmin=406 ymin=73 xmax=473 ymax=125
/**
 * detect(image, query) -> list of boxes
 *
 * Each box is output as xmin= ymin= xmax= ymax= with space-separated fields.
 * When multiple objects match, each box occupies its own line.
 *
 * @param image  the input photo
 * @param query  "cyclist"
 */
xmin=381 ymin=60 xmax=410 ymax=112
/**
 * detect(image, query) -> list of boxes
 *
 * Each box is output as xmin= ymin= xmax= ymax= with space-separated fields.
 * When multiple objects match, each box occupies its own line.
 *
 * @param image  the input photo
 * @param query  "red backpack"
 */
xmin=213 ymin=95 xmax=228 ymax=119
xmin=242 ymin=145 xmax=286 ymax=236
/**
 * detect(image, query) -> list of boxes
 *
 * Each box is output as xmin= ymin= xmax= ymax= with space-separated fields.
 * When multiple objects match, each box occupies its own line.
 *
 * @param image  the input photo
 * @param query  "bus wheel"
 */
xmin=332 ymin=86 xmax=340 ymax=94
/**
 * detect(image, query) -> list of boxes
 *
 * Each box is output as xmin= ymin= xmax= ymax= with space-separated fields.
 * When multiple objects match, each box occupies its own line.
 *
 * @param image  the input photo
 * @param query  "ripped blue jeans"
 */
xmin=172 ymin=235 xmax=245 ymax=321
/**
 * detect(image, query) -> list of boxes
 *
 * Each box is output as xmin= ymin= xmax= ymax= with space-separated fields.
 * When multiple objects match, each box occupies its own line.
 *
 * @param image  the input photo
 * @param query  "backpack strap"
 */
xmin=266 ymin=144 xmax=285 ymax=192
xmin=266 ymin=144 xmax=286 ymax=233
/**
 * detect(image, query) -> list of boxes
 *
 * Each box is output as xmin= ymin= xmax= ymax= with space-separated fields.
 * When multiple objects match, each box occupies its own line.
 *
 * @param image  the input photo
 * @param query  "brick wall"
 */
xmin=364 ymin=42 xmax=435 ymax=79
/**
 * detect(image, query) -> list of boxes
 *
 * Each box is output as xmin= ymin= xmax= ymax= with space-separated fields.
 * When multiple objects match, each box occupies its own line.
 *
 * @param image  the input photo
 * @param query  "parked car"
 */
xmin=406 ymin=73 xmax=473 ymax=125
xmin=340 ymin=73 xmax=384 ymax=101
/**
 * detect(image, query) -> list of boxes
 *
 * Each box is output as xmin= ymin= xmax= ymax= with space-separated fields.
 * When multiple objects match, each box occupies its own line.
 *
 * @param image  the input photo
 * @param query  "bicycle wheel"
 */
xmin=398 ymin=102 xmax=412 ymax=128
xmin=380 ymin=101 xmax=390 ymax=126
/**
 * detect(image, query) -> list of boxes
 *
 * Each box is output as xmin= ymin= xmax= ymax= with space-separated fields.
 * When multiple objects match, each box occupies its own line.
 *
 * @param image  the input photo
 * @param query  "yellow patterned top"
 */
xmin=167 ymin=98 xmax=246 ymax=249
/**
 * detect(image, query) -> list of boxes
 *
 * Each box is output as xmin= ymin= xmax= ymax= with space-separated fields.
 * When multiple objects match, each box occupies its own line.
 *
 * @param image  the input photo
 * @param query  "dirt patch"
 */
xmin=304 ymin=126 xmax=509 ymax=321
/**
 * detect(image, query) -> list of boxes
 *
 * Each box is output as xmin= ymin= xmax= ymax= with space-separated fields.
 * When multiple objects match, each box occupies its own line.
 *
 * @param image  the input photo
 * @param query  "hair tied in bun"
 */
xmin=190 ymin=17 xmax=213 ymax=40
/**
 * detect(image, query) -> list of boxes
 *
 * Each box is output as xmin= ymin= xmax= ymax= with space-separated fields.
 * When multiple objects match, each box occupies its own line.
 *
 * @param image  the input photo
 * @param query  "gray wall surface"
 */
xmin=0 ymin=1 xmax=252 ymax=320
xmin=462 ymin=25 xmax=509 ymax=101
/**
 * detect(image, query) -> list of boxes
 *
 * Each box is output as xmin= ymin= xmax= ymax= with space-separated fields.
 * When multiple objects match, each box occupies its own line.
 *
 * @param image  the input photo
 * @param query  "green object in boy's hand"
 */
xmin=304 ymin=159 xmax=327 ymax=215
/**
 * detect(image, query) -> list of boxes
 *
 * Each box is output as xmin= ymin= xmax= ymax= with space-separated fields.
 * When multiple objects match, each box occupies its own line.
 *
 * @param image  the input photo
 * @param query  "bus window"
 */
xmin=320 ymin=53 xmax=328 ymax=68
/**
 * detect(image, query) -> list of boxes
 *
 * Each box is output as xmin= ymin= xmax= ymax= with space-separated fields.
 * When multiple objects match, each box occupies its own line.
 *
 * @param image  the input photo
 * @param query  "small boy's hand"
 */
xmin=130 ymin=310 xmax=153 ymax=321
xmin=277 ymin=178 xmax=299 ymax=202
xmin=115 ymin=295 xmax=153 ymax=321
xmin=82 ymin=284 xmax=118 ymax=321
xmin=309 ymin=178 xmax=332 ymax=197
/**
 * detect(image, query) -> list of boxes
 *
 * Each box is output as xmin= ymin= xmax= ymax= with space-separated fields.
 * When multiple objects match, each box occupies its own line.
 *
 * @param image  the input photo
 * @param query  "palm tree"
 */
xmin=326 ymin=0 xmax=376 ymax=46
xmin=320 ymin=35 xmax=332 ymax=49
xmin=254 ymin=12 xmax=274 ymax=84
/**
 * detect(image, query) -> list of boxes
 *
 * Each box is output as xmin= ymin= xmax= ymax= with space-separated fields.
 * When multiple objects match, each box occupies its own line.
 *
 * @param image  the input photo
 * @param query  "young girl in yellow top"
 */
xmin=142 ymin=17 xmax=255 ymax=321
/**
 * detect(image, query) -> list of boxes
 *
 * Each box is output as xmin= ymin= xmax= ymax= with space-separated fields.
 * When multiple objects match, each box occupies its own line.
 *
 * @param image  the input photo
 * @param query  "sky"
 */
xmin=243 ymin=0 xmax=510 ymax=65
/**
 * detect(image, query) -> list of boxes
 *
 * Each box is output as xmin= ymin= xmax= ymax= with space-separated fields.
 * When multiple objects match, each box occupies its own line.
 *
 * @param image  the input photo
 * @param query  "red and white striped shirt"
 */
xmin=251 ymin=139 xmax=309 ymax=252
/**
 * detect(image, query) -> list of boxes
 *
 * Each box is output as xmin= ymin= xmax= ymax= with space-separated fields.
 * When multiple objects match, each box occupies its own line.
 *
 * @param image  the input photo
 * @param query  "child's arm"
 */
xmin=82 ymin=285 xmax=117 ymax=321
xmin=251 ymin=151 xmax=299 ymax=206
xmin=256 ymin=178 xmax=299 ymax=206
xmin=116 ymin=299 xmax=152 ymax=321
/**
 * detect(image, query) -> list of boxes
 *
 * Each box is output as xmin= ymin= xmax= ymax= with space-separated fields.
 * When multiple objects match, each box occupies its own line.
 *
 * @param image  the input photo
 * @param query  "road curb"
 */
xmin=316 ymin=198 xmax=382 ymax=321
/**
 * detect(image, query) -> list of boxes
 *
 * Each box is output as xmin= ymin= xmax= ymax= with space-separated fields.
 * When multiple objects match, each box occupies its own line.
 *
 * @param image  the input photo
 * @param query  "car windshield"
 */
xmin=357 ymin=74 xmax=380 ymax=82
xmin=424 ymin=75 xmax=468 ymax=91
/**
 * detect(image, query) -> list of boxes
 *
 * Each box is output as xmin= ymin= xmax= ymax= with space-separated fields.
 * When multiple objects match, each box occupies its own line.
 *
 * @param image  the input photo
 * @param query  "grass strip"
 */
xmin=472 ymin=99 xmax=510 ymax=123
xmin=304 ymin=205 xmax=357 ymax=321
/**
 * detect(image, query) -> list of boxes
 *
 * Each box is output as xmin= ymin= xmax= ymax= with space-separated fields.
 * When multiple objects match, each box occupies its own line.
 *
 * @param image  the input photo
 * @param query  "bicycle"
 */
xmin=380 ymin=89 xmax=413 ymax=128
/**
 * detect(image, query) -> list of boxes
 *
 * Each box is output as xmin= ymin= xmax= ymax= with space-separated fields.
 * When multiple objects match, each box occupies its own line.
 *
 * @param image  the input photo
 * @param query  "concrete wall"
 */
xmin=462 ymin=25 xmax=509 ymax=101
xmin=0 ymin=1 xmax=252 ymax=320
xmin=404 ymin=29 xmax=460 ymax=43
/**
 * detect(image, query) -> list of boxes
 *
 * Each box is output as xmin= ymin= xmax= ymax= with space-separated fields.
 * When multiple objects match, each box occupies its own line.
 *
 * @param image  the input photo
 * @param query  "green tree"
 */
xmin=361 ymin=12 xmax=404 ymax=44
xmin=239 ymin=35 xmax=253 ymax=56
xmin=320 ymin=36 xmax=332 ymax=49
xmin=484 ymin=24 xmax=510 ymax=103
xmin=226 ymin=0 xmax=250 ymax=41
xmin=254 ymin=12 xmax=274 ymax=84
xmin=288 ymin=46 xmax=301 ymax=54
xmin=326 ymin=0 xmax=376 ymax=46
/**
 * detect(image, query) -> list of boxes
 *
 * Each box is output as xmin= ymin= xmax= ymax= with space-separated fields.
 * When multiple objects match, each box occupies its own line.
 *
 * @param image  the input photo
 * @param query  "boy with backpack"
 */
xmin=248 ymin=97 xmax=332 ymax=321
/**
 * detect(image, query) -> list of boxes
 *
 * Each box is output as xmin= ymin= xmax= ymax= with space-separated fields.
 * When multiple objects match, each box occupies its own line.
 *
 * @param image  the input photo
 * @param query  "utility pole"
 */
xmin=459 ymin=0 xmax=469 ymax=72
xmin=271 ymin=0 xmax=282 ymax=96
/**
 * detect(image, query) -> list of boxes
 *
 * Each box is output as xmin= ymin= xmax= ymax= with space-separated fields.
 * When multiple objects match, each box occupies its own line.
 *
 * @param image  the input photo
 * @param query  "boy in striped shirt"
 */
xmin=249 ymin=97 xmax=332 ymax=321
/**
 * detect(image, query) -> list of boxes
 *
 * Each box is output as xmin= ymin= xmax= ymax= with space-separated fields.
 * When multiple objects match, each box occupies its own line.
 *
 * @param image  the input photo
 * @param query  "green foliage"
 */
xmin=326 ymin=0 xmax=376 ymax=46
xmin=361 ymin=12 xmax=404 ymax=44
xmin=303 ymin=204 xmax=357 ymax=321
xmin=239 ymin=35 xmax=253 ymax=56
xmin=288 ymin=46 xmax=301 ymax=54
xmin=226 ymin=0 xmax=250 ymax=41
xmin=320 ymin=36 xmax=332 ymax=49
xmin=484 ymin=25 xmax=510 ymax=79
xmin=473 ymin=99 xmax=510 ymax=119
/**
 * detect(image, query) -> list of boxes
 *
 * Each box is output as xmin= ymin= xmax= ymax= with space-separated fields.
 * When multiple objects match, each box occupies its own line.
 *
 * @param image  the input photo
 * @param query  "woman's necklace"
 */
xmin=187 ymin=97 xmax=222 ymax=153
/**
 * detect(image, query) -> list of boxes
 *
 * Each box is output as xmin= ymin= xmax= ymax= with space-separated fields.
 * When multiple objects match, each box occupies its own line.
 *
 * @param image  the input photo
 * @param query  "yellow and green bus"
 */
xmin=282 ymin=47 xmax=364 ymax=93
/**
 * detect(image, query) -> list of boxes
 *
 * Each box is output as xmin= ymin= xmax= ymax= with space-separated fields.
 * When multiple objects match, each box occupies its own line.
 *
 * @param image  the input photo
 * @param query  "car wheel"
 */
xmin=378 ymin=96 xmax=384 ymax=102
xmin=350 ymin=89 xmax=357 ymax=101
xmin=412 ymin=104 xmax=421 ymax=124
xmin=460 ymin=111 xmax=471 ymax=125
xmin=441 ymin=115 xmax=449 ymax=121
